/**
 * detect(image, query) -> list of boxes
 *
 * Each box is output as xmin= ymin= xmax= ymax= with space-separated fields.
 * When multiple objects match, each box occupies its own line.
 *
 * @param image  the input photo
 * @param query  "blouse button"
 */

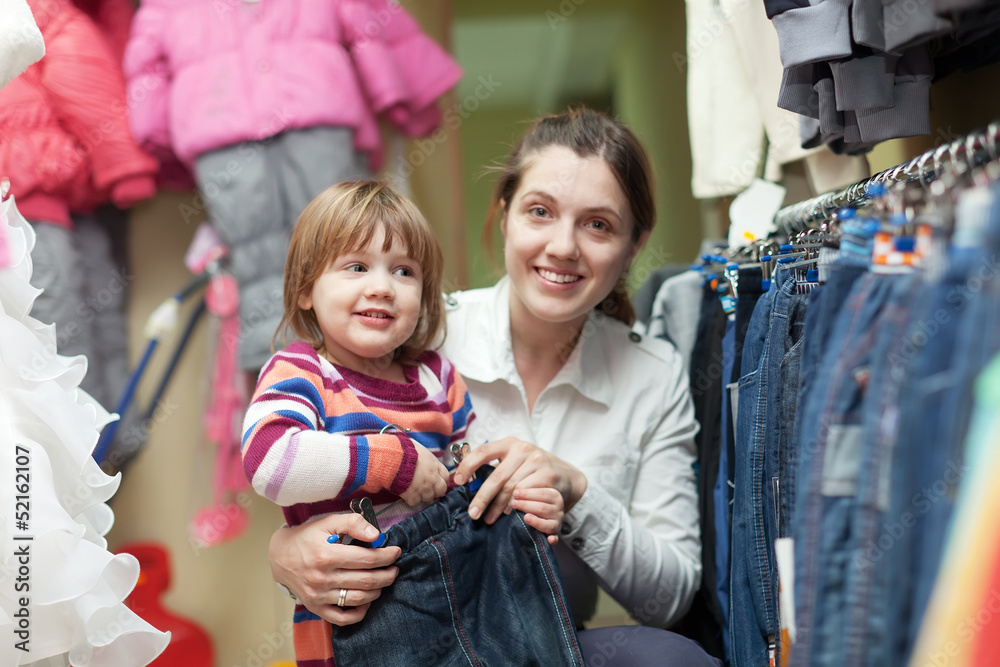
xmin=571 ymin=537 xmax=585 ymax=551
xmin=628 ymin=331 xmax=642 ymax=343
xmin=560 ymin=521 xmax=572 ymax=536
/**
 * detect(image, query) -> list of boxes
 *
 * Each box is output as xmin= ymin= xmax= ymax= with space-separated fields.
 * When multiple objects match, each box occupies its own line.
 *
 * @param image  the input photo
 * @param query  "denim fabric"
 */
xmin=715 ymin=317 xmax=736 ymax=663
xmin=329 ymin=471 xmax=584 ymax=666
xmin=792 ymin=268 xmax=897 ymax=667
xmin=840 ymin=273 xmax=921 ymax=667
xmin=776 ymin=290 xmax=810 ymax=540
xmin=731 ymin=269 xmax=787 ymax=667
xmin=788 ymin=224 xmax=874 ymax=667
xmin=577 ymin=626 xmax=724 ymax=667
xmin=672 ymin=282 xmax=727 ymax=661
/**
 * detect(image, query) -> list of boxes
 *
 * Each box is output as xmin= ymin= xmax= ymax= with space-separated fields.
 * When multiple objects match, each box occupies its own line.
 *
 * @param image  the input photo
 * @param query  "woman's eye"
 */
xmin=529 ymin=206 xmax=549 ymax=218
xmin=588 ymin=219 xmax=609 ymax=231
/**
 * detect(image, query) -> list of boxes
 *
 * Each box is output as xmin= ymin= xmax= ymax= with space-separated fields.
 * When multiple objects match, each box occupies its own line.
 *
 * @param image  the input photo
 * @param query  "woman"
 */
xmin=267 ymin=107 xmax=720 ymax=666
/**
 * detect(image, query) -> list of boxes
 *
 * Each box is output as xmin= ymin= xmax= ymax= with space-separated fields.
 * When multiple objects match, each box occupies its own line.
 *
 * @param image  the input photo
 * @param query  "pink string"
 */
xmin=204 ymin=311 xmax=248 ymax=506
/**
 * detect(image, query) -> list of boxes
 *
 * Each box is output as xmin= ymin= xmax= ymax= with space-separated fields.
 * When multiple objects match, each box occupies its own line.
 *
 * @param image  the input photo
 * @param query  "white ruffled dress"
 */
xmin=0 ymin=195 xmax=170 ymax=667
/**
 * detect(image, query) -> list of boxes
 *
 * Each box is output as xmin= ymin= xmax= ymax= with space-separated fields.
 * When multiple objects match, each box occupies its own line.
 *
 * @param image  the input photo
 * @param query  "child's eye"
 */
xmin=347 ymin=264 xmax=366 ymax=273
xmin=394 ymin=266 xmax=417 ymax=278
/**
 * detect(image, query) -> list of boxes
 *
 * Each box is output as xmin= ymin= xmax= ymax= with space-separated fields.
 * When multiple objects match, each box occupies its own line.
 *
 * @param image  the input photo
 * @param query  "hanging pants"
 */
xmin=193 ymin=126 xmax=370 ymax=371
xmin=29 ymin=209 xmax=131 ymax=411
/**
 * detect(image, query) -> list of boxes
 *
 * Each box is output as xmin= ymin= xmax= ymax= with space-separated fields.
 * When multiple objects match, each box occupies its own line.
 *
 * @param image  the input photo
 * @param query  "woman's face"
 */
xmin=502 ymin=145 xmax=647 ymax=332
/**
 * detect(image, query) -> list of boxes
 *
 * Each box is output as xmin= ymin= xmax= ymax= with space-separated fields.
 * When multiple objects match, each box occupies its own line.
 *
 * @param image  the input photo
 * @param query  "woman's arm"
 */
xmin=453 ymin=377 xmax=701 ymax=627
xmin=269 ymin=513 xmax=402 ymax=626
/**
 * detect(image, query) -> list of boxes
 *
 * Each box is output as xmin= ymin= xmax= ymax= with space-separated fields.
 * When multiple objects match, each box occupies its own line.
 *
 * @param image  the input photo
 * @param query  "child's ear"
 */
xmin=297 ymin=290 xmax=313 ymax=311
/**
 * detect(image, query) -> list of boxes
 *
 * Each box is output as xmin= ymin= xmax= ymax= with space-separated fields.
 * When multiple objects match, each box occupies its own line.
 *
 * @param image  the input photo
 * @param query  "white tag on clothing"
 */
xmin=728 ymin=178 xmax=786 ymax=248
xmin=775 ymin=537 xmax=797 ymax=646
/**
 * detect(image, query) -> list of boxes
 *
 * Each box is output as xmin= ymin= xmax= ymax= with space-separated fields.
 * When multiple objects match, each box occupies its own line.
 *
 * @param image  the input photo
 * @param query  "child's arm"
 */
xmin=241 ymin=357 xmax=421 ymax=506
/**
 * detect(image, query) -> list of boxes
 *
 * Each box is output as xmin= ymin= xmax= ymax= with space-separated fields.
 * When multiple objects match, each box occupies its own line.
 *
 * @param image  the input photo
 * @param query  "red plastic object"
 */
xmin=117 ymin=542 xmax=214 ymax=667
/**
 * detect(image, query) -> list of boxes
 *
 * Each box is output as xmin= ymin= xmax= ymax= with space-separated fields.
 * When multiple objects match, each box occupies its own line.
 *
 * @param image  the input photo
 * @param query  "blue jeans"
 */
xmin=840 ymin=273 xmax=921 ymax=667
xmin=329 ymin=472 xmax=584 ymax=666
xmin=792 ymin=268 xmax=896 ymax=667
xmin=731 ymin=269 xmax=788 ymax=667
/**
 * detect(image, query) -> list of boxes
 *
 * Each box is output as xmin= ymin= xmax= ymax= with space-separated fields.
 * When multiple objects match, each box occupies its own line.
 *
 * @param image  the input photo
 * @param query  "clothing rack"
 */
xmin=773 ymin=120 xmax=1000 ymax=235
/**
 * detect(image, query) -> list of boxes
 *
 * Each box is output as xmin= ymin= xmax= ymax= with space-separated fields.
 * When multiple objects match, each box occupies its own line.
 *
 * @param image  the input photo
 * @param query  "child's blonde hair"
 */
xmin=277 ymin=181 xmax=445 ymax=363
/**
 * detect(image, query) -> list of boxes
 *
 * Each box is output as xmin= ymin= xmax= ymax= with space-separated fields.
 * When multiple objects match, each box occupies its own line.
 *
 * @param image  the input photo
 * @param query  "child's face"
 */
xmin=299 ymin=228 xmax=422 ymax=374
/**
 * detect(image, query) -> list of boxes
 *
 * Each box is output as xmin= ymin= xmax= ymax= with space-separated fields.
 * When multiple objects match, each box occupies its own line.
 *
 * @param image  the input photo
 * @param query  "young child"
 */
xmin=241 ymin=180 xmax=564 ymax=542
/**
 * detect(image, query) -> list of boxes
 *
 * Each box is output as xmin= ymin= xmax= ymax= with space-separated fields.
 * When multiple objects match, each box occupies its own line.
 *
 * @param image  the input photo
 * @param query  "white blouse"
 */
xmin=440 ymin=277 xmax=702 ymax=628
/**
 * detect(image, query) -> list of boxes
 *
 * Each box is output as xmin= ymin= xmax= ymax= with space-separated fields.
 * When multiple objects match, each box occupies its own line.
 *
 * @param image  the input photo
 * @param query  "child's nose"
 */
xmin=365 ymin=270 xmax=395 ymax=297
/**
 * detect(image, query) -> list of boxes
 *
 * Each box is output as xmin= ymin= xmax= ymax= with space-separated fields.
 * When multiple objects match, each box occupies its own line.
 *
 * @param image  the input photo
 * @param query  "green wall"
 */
xmin=454 ymin=1 xmax=703 ymax=292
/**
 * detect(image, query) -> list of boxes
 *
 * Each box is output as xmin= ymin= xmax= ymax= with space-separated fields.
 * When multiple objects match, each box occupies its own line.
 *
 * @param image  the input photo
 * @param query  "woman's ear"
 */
xmin=499 ymin=198 xmax=508 ymax=236
xmin=627 ymin=230 xmax=651 ymax=267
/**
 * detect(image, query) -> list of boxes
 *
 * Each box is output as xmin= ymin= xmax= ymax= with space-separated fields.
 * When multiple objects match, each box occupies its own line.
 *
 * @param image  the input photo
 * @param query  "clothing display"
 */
xmin=693 ymin=128 xmax=1000 ymax=667
xmin=123 ymin=0 xmax=462 ymax=370
xmin=766 ymin=0 xmax=1000 ymax=152
xmin=242 ymin=341 xmax=475 ymax=528
xmin=683 ymin=0 xmax=869 ymax=198
xmin=0 ymin=0 xmax=157 ymax=226
xmin=318 ymin=470 xmax=584 ymax=667
xmin=443 ymin=276 xmax=702 ymax=629
xmin=0 ymin=194 xmax=168 ymax=667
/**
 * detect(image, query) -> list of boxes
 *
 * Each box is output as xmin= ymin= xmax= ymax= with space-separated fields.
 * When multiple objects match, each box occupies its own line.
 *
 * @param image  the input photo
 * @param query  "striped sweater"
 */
xmin=241 ymin=341 xmax=475 ymax=528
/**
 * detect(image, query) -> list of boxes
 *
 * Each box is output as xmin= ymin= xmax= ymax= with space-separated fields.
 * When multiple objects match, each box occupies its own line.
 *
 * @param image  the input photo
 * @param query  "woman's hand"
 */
xmin=269 ymin=513 xmax=402 ymax=626
xmin=452 ymin=437 xmax=588 ymax=526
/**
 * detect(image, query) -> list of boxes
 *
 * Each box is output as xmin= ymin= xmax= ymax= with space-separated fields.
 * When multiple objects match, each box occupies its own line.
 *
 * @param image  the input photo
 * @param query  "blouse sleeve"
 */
xmin=240 ymin=356 xmax=419 ymax=506
xmin=560 ymin=369 xmax=702 ymax=627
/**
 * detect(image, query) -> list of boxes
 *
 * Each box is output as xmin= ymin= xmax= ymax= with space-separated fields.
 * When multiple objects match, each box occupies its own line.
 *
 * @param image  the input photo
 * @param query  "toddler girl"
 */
xmin=241 ymin=179 xmax=563 ymax=545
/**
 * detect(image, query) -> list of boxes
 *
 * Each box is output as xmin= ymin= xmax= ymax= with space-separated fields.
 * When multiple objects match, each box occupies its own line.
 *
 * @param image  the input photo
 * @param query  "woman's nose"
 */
xmin=546 ymin=219 xmax=580 ymax=260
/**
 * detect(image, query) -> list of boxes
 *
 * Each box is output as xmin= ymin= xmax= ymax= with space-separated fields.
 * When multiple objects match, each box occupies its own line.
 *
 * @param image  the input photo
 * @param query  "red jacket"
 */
xmin=0 ymin=0 xmax=157 ymax=227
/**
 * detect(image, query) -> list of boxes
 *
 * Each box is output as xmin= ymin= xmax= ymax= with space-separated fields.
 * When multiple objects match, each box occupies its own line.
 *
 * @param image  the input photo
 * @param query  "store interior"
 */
xmin=4 ymin=0 xmax=1000 ymax=665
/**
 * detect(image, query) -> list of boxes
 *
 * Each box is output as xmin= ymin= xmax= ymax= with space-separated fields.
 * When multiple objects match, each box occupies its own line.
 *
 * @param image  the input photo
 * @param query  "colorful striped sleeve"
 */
xmin=240 ymin=346 xmax=418 ymax=506
xmin=440 ymin=354 xmax=476 ymax=446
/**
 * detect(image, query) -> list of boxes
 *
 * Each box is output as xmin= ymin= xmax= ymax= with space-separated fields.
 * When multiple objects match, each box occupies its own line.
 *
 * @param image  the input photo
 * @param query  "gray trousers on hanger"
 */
xmin=193 ymin=126 xmax=370 ymax=371
xmin=29 ymin=209 xmax=131 ymax=411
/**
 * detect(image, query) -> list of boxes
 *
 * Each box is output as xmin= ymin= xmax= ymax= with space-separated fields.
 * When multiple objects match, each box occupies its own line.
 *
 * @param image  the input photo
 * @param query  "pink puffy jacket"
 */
xmin=0 ymin=0 xmax=158 ymax=227
xmin=123 ymin=0 xmax=462 ymax=172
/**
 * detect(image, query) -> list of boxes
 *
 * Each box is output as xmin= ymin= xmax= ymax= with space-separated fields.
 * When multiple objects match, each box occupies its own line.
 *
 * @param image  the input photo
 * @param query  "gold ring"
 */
xmin=337 ymin=588 xmax=348 ymax=607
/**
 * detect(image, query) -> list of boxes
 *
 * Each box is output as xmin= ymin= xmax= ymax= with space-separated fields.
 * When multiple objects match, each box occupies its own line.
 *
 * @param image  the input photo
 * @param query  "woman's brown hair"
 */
xmin=276 ymin=181 xmax=445 ymax=363
xmin=484 ymin=106 xmax=655 ymax=326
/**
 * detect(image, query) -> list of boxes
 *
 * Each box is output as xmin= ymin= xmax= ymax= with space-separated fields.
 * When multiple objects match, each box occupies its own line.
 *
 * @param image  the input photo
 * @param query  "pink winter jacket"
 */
xmin=0 ymin=0 xmax=158 ymax=228
xmin=123 ymin=0 xmax=462 ymax=172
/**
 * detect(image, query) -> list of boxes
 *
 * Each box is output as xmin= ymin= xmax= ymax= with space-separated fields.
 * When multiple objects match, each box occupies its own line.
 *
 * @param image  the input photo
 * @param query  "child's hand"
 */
xmin=400 ymin=445 xmax=449 ymax=506
xmin=511 ymin=487 xmax=565 ymax=545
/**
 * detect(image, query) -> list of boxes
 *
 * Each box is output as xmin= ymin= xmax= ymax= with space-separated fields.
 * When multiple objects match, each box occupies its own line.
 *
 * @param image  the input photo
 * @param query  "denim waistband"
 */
xmin=383 ymin=465 xmax=494 ymax=552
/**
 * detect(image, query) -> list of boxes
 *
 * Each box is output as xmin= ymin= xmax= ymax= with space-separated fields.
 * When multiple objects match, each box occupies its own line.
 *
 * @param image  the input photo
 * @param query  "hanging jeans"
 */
xmin=731 ymin=268 xmax=786 ymax=667
xmin=317 ymin=473 xmax=584 ymax=667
